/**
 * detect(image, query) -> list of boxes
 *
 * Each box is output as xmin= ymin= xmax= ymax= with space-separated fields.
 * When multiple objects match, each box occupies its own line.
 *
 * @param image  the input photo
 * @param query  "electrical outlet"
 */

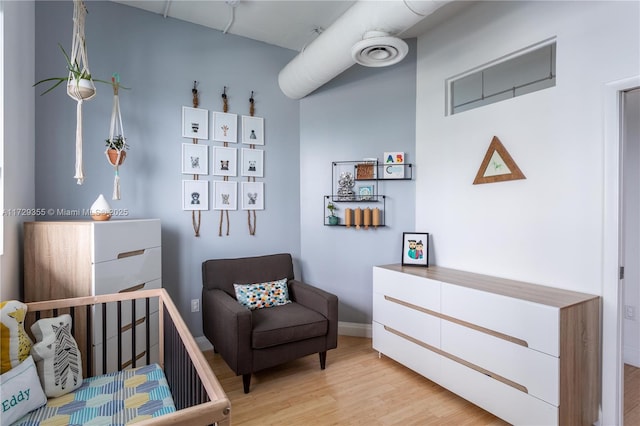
xmin=191 ymin=299 xmax=200 ymax=313
xmin=625 ymin=305 xmax=635 ymax=320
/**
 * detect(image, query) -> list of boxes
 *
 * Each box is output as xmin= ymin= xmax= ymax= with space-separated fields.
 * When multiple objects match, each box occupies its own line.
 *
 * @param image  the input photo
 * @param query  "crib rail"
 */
xmin=25 ymin=289 xmax=231 ymax=426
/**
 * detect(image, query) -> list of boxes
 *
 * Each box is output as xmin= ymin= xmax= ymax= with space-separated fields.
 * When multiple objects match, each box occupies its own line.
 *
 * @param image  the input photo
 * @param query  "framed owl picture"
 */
xmin=181 ymin=143 xmax=208 ymax=175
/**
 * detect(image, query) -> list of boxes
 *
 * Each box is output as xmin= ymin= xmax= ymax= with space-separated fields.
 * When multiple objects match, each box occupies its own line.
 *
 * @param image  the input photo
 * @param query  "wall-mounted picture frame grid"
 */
xmin=182 ymin=106 xmax=209 ymax=139
xmin=182 ymin=180 xmax=209 ymax=211
xmin=212 ymin=146 xmax=237 ymax=177
xmin=212 ymin=111 xmax=238 ymax=143
xmin=241 ymin=115 xmax=264 ymax=145
xmin=213 ymin=181 xmax=237 ymax=210
xmin=181 ymin=143 xmax=208 ymax=175
xmin=401 ymin=232 xmax=429 ymax=267
xmin=241 ymin=181 xmax=264 ymax=210
xmin=241 ymin=148 xmax=264 ymax=177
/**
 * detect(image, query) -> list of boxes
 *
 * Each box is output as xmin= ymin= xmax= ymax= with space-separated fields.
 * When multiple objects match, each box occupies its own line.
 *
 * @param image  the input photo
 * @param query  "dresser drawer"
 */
xmin=373 ymin=266 xmax=440 ymax=312
xmin=439 ymin=355 xmax=558 ymax=426
xmin=441 ymin=319 xmax=559 ymax=406
xmin=92 ymin=219 xmax=161 ymax=263
xmin=441 ymin=283 xmax=559 ymax=356
xmin=373 ymin=292 xmax=440 ymax=348
xmin=372 ymin=322 xmax=442 ymax=383
xmin=93 ymin=247 xmax=161 ymax=294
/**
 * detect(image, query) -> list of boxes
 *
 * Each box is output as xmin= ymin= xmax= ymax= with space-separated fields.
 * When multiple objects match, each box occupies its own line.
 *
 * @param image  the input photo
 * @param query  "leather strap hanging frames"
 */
xmin=218 ymin=86 xmax=231 ymax=237
xmin=191 ymin=81 xmax=201 ymax=237
xmin=247 ymin=91 xmax=257 ymax=236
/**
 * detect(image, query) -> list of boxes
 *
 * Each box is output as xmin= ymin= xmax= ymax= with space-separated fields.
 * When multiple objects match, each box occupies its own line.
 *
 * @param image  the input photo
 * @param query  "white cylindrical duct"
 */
xmin=278 ymin=0 xmax=450 ymax=99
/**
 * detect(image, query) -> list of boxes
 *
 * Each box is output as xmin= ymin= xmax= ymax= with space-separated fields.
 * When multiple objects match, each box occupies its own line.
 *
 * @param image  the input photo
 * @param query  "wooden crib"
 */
xmin=24 ymin=288 xmax=231 ymax=425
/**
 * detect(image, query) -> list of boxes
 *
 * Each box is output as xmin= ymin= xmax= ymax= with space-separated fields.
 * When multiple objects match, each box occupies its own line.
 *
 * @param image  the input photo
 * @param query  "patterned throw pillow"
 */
xmin=30 ymin=314 xmax=83 ymax=397
xmin=0 ymin=300 xmax=33 ymax=374
xmin=234 ymin=278 xmax=292 ymax=310
xmin=0 ymin=355 xmax=47 ymax=424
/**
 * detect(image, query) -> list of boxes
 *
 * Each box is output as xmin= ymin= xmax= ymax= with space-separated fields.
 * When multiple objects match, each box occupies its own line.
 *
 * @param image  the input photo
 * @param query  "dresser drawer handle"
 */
xmin=383 ymin=295 xmax=529 ymax=348
xmin=119 ymin=283 xmax=146 ymax=293
xmin=383 ymin=325 xmax=529 ymax=394
xmin=117 ymin=249 xmax=145 ymax=259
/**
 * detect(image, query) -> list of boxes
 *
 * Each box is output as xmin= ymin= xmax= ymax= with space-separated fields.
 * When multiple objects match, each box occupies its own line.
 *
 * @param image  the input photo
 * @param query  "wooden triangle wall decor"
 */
xmin=473 ymin=136 xmax=526 ymax=185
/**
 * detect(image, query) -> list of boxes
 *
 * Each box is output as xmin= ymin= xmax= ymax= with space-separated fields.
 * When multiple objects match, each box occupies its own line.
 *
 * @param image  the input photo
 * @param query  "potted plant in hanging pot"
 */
xmin=105 ymin=135 xmax=129 ymax=166
xmin=34 ymin=43 xmax=110 ymax=99
xmin=327 ymin=202 xmax=340 ymax=225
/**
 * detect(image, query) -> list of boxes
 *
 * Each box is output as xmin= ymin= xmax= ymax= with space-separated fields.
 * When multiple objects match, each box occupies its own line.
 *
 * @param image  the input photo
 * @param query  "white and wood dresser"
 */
xmin=373 ymin=264 xmax=600 ymax=426
xmin=24 ymin=219 xmax=162 ymax=374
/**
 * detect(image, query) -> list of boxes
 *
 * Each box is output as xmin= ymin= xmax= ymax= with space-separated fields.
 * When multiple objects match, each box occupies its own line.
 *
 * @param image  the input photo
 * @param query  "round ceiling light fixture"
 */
xmin=351 ymin=31 xmax=409 ymax=67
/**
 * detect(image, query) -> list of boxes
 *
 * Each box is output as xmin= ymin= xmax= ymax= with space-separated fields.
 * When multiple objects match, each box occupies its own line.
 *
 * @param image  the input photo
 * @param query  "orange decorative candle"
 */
xmin=345 ymin=208 xmax=352 ymax=228
xmin=363 ymin=208 xmax=371 ymax=230
xmin=372 ymin=208 xmax=381 ymax=228
xmin=354 ymin=208 xmax=362 ymax=229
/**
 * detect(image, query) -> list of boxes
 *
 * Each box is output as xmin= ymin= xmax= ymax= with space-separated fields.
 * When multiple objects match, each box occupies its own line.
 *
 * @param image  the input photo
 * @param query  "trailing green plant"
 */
xmin=33 ymin=43 xmax=117 ymax=96
xmin=105 ymin=135 xmax=129 ymax=151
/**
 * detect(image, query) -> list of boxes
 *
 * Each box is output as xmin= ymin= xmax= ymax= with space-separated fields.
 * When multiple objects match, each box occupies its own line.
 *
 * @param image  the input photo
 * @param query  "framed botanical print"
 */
xmin=212 ymin=181 xmax=237 ymax=210
xmin=241 ymin=115 xmax=264 ymax=145
xmin=182 ymin=180 xmax=209 ymax=211
xmin=181 ymin=106 xmax=209 ymax=140
xmin=241 ymin=148 xmax=264 ymax=177
xmin=212 ymin=146 xmax=237 ymax=177
xmin=401 ymin=232 xmax=429 ymax=267
xmin=181 ymin=143 xmax=208 ymax=175
xmin=212 ymin=111 xmax=237 ymax=143
xmin=241 ymin=181 xmax=264 ymax=210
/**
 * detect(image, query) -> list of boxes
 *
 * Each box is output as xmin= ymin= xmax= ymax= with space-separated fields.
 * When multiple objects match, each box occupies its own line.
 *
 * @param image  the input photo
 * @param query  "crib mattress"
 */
xmin=13 ymin=363 xmax=176 ymax=425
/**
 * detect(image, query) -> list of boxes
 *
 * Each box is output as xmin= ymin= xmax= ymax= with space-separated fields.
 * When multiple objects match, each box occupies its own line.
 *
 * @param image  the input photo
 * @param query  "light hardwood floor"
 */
xmin=625 ymin=363 xmax=640 ymax=426
xmin=205 ymin=336 xmax=507 ymax=425
xmin=206 ymin=336 xmax=640 ymax=425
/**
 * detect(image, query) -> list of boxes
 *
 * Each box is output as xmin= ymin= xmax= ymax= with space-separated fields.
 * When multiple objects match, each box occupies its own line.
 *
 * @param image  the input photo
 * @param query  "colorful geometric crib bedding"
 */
xmin=13 ymin=363 xmax=176 ymax=425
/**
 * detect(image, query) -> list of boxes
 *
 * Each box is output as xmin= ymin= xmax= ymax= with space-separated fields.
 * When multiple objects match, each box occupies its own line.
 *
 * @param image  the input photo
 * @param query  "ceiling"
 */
xmin=112 ymin=0 xmax=473 ymax=52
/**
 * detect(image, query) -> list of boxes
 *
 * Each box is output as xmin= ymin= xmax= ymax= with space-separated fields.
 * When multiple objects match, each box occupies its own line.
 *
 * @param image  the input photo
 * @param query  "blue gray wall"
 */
xmin=299 ymin=41 xmax=417 ymax=324
xmin=34 ymin=1 xmax=301 ymax=335
xmin=34 ymin=1 xmax=418 ymax=334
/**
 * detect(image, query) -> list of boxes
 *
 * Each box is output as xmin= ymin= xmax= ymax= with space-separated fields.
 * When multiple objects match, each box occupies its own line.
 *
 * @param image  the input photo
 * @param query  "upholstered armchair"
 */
xmin=202 ymin=253 xmax=338 ymax=393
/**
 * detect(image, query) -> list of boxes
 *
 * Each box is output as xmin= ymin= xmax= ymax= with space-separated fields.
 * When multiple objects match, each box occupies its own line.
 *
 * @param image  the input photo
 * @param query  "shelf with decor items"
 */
xmin=324 ymin=195 xmax=385 ymax=227
xmin=325 ymin=159 xmax=412 ymax=228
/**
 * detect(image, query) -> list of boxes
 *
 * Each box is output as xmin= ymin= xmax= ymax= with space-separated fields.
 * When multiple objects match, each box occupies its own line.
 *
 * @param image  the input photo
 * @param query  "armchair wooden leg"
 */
xmin=242 ymin=373 xmax=251 ymax=394
xmin=319 ymin=351 xmax=327 ymax=370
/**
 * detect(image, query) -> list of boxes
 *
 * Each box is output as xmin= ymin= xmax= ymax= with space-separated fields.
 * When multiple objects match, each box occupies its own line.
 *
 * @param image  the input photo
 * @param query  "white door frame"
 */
xmin=602 ymin=75 xmax=640 ymax=426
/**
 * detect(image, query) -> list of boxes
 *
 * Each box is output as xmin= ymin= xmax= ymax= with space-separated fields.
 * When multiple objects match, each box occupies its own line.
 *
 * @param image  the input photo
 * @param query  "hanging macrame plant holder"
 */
xmin=67 ymin=0 xmax=96 ymax=185
xmin=105 ymin=74 xmax=126 ymax=200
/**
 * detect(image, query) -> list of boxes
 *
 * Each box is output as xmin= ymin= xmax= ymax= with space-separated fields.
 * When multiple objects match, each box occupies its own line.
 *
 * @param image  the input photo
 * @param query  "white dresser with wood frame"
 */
xmin=372 ymin=264 xmax=600 ymax=426
xmin=24 ymin=219 xmax=162 ymax=375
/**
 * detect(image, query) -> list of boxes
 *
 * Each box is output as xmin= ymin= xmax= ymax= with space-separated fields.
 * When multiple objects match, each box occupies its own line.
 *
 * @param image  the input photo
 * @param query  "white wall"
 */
xmin=415 ymin=1 xmax=639 ymax=294
xmin=1 ymin=0 xmax=35 ymax=301
xmin=623 ymin=88 xmax=640 ymax=367
xmin=415 ymin=1 xmax=640 ymax=423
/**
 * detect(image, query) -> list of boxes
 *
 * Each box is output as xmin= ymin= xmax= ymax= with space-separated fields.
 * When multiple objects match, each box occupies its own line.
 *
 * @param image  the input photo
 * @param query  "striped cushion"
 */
xmin=13 ymin=363 xmax=176 ymax=425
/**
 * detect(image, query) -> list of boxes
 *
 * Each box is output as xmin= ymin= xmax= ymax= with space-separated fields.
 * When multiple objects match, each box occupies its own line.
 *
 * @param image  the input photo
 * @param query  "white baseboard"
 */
xmin=338 ymin=321 xmax=372 ymax=338
xmin=194 ymin=322 xmax=372 ymax=352
xmin=623 ymin=345 xmax=640 ymax=368
xmin=196 ymin=335 xmax=213 ymax=352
